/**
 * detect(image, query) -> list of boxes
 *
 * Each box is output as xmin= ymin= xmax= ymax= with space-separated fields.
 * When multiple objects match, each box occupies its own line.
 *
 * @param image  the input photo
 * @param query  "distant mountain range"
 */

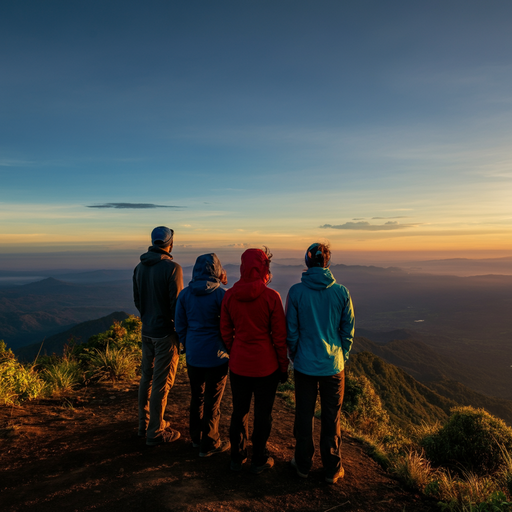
xmin=15 ymin=311 xmax=130 ymax=361
xmin=0 ymin=277 xmax=137 ymax=349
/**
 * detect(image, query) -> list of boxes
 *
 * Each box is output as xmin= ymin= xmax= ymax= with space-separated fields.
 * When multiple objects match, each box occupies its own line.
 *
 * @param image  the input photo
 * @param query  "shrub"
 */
xmin=86 ymin=343 xmax=139 ymax=384
xmin=0 ymin=341 xmax=45 ymax=405
xmin=81 ymin=317 xmax=142 ymax=353
xmin=41 ymin=358 xmax=83 ymax=394
xmin=421 ymin=406 xmax=512 ymax=475
xmin=343 ymin=373 xmax=390 ymax=437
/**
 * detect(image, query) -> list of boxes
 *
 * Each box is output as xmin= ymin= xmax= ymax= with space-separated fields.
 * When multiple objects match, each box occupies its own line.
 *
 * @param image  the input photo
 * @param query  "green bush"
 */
xmin=343 ymin=373 xmax=391 ymax=437
xmin=80 ymin=317 xmax=142 ymax=353
xmin=421 ymin=406 xmax=512 ymax=475
xmin=0 ymin=341 xmax=45 ymax=405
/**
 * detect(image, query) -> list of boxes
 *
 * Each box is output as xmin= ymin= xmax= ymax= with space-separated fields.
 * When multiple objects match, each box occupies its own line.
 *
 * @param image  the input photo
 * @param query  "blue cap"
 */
xmin=151 ymin=226 xmax=174 ymax=247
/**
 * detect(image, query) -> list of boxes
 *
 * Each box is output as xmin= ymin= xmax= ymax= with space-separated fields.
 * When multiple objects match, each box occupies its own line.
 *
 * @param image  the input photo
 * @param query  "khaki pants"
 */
xmin=138 ymin=333 xmax=180 ymax=439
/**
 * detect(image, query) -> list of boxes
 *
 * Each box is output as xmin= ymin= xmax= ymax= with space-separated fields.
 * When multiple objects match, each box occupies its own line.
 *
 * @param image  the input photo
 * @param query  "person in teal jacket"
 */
xmin=285 ymin=242 xmax=355 ymax=484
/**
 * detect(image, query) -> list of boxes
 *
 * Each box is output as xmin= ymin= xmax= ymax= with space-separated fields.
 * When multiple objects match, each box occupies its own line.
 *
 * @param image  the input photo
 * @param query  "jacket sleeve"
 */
xmin=220 ymin=294 xmax=235 ymax=351
xmin=133 ymin=268 xmax=140 ymax=313
xmin=174 ymin=291 xmax=187 ymax=352
xmin=168 ymin=264 xmax=184 ymax=323
xmin=270 ymin=292 xmax=289 ymax=373
xmin=285 ymin=289 xmax=299 ymax=361
xmin=340 ymin=292 xmax=355 ymax=362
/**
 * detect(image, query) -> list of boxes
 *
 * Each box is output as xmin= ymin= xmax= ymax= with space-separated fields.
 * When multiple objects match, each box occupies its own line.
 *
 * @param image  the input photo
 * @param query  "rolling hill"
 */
xmin=15 ymin=311 xmax=130 ymax=361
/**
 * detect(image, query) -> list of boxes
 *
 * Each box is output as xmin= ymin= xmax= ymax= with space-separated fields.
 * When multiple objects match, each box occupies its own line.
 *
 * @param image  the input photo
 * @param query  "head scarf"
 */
xmin=305 ymin=243 xmax=331 ymax=268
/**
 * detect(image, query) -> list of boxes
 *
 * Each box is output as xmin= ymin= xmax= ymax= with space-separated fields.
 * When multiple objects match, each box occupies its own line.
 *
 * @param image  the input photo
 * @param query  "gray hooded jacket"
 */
xmin=133 ymin=246 xmax=184 ymax=338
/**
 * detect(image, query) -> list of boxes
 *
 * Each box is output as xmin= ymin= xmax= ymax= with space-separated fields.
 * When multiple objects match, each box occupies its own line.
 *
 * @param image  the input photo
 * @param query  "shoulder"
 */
xmin=213 ymin=287 xmax=226 ymax=302
xmin=330 ymin=283 xmax=351 ymax=301
xmin=287 ymin=282 xmax=306 ymax=301
xmin=177 ymin=286 xmax=191 ymax=300
xmin=334 ymin=283 xmax=350 ymax=295
xmin=265 ymin=287 xmax=284 ymax=307
xmin=288 ymin=282 xmax=303 ymax=295
xmin=160 ymin=259 xmax=182 ymax=276
xmin=222 ymin=288 xmax=234 ymax=301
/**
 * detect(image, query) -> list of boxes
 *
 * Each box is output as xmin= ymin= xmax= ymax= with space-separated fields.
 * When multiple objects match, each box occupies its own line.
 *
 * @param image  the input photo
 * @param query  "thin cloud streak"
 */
xmin=320 ymin=221 xmax=415 ymax=231
xmin=372 ymin=216 xmax=409 ymax=219
xmin=86 ymin=203 xmax=185 ymax=209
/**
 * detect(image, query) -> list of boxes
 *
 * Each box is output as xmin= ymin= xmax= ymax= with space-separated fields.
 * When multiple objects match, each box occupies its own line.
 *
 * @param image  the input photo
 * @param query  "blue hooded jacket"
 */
xmin=175 ymin=254 xmax=227 ymax=367
xmin=285 ymin=267 xmax=355 ymax=376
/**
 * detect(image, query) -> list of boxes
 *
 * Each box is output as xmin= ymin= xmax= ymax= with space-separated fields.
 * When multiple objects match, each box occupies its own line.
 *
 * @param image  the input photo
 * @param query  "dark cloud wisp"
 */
xmin=87 ymin=203 xmax=185 ymax=209
xmin=320 ymin=221 xmax=415 ymax=231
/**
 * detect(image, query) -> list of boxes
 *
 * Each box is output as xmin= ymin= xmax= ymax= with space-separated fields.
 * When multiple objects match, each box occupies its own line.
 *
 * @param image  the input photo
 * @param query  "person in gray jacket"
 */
xmin=133 ymin=226 xmax=183 ymax=446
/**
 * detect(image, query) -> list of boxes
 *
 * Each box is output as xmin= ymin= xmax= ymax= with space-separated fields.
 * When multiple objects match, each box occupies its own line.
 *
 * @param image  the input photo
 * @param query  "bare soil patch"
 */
xmin=0 ymin=371 xmax=437 ymax=511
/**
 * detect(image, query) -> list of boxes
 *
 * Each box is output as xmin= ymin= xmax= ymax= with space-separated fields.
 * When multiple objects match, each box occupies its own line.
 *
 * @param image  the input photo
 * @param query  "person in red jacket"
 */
xmin=220 ymin=248 xmax=288 ymax=474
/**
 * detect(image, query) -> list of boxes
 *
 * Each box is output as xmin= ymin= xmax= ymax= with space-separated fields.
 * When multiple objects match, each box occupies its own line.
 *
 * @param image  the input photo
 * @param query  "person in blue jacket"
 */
xmin=175 ymin=253 xmax=230 ymax=457
xmin=285 ymin=243 xmax=355 ymax=484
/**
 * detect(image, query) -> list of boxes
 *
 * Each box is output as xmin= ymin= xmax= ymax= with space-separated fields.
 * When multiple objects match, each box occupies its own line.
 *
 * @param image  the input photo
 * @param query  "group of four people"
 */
xmin=133 ymin=226 xmax=355 ymax=484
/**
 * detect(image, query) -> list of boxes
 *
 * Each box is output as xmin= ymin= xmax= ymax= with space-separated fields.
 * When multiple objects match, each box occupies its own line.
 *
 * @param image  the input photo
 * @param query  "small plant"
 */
xmin=41 ymin=358 xmax=83 ymax=394
xmin=86 ymin=343 xmax=139 ymax=385
xmin=498 ymin=444 xmax=512 ymax=498
xmin=393 ymin=450 xmax=434 ymax=491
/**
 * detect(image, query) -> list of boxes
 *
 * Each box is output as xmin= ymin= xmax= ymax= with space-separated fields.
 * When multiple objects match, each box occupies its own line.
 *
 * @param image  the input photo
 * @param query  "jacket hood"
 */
xmin=232 ymin=248 xmax=270 ymax=302
xmin=189 ymin=253 xmax=222 ymax=295
xmin=301 ymin=267 xmax=336 ymax=290
xmin=140 ymin=246 xmax=173 ymax=266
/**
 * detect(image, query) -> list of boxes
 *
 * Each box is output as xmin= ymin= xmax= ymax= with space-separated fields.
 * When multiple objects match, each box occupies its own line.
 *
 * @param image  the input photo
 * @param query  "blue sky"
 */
xmin=1 ymin=1 xmax=512 ymax=268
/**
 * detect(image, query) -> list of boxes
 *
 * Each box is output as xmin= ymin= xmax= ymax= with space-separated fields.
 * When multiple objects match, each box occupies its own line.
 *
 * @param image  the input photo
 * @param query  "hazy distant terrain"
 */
xmin=1 ymin=261 xmax=510 ymax=403
xmin=15 ymin=311 xmax=130 ymax=361
xmin=397 ymin=256 xmax=512 ymax=276
xmin=0 ymin=277 xmax=137 ymax=350
xmin=269 ymin=264 xmax=512 ymax=400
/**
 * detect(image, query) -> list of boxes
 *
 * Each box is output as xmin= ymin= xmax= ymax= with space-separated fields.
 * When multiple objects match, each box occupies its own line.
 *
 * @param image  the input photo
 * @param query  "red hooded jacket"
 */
xmin=220 ymin=249 xmax=288 ymax=377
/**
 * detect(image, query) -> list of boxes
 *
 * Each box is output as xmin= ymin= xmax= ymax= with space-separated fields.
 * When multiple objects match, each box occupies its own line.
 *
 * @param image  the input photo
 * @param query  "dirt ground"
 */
xmin=0 ymin=371 xmax=438 ymax=512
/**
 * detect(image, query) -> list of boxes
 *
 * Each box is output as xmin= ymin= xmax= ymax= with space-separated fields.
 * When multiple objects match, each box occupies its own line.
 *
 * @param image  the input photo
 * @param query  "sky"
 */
xmin=1 ymin=0 xmax=512 ymax=268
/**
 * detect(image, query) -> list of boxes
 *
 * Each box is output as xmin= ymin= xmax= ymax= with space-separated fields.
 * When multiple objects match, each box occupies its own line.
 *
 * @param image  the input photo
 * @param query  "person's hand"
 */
xmin=280 ymin=371 xmax=289 ymax=384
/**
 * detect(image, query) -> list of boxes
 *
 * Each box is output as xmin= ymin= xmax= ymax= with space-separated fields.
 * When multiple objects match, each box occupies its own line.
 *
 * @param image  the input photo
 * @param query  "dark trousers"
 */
xmin=187 ymin=362 xmax=229 ymax=452
xmin=229 ymin=369 xmax=280 ymax=466
xmin=293 ymin=369 xmax=345 ymax=478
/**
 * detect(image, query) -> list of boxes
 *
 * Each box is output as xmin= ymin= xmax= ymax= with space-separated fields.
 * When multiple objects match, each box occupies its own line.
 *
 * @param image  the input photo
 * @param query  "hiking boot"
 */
xmin=251 ymin=457 xmax=274 ymax=474
xmin=139 ymin=420 xmax=171 ymax=438
xmin=290 ymin=457 xmax=308 ymax=478
xmin=230 ymin=458 xmax=248 ymax=471
xmin=199 ymin=440 xmax=231 ymax=458
xmin=325 ymin=467 xmax=345 ymax=484
xmin=146 ymin=429 xmax=181 ymax=446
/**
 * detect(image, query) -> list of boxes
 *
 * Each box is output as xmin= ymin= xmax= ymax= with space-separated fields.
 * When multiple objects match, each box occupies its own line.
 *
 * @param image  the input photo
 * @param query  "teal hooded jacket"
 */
xmin=285 ymin=267 xmax=355 ymax=376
